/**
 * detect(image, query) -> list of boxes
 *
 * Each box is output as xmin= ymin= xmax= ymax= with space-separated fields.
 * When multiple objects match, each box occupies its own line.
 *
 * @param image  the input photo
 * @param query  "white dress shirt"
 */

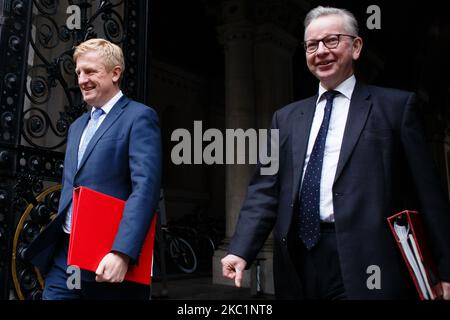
xmin=78 ymin=90 xmax=123 ymax=146
xmin=301 ymin=75 xmax=356 ymax=222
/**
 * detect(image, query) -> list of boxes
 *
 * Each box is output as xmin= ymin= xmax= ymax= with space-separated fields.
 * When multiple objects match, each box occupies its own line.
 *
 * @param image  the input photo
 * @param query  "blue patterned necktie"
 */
xmin=63 ymin=107 xmax=104 ymax=233
xmin=298 ymin=90 xmax=339 ymax=249
xmin=77 ymin=107 xmax=104 ymax=167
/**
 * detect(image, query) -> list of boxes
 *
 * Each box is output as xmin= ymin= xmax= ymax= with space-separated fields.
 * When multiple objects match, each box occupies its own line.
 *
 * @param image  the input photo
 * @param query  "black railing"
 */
xmin=0 ymin=0 xmax=150 ymax=299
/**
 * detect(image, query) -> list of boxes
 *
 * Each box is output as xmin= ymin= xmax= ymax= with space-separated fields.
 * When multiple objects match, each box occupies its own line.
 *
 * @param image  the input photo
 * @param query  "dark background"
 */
xmin=148 ymin=0 xmax=450 ymax=221
xmin=150 ymin=0 xmax=449 ymax=105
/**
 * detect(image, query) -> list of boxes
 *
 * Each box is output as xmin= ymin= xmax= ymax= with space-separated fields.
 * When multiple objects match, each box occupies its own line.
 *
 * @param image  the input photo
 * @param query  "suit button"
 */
xmin=290 ymin=203 xmax=294 ymax=208
xmin=281 ymin=237 xmax=287 ymax=245
xmin=334 ymin=192 xmax=342 ymax=197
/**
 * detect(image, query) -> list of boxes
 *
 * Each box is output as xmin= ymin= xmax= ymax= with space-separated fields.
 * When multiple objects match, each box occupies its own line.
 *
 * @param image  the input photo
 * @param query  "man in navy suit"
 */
xmin=221 ymin=6 xmax=450 ymax=299
xmin=25 ymin=38 xmax=161 ymax=299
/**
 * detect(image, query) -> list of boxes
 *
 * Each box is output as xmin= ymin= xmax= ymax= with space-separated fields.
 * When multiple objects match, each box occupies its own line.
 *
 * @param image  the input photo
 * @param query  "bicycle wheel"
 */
xmin=198 ymin=234 xmax=216 ymax=259
xmin=168 ymin=237 xmax=197 ymax=273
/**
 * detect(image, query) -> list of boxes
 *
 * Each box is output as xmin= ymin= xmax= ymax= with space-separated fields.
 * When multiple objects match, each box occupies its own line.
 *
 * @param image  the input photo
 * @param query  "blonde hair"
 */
xmin=73 ymin=38 xmax=125 ymax=78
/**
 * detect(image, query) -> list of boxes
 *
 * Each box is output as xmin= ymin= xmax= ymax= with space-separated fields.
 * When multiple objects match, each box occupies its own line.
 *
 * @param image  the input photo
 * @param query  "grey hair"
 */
xmin=304 ymin=6 xmax=359 ymax=38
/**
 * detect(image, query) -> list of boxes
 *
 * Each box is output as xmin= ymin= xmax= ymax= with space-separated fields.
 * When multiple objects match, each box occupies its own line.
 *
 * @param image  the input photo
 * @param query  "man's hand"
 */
xmin=221 ymin=254 xmax=247 ymax=287
xmin=437 ymin=281 xmax=450 ymax=300
xmin=95 ymin=251 xmax=130 ymax=283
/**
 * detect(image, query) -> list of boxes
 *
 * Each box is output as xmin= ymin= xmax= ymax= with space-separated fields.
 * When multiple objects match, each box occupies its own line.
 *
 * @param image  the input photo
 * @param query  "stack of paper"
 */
xmin=388 ymin=210 xmax=439 ymax=300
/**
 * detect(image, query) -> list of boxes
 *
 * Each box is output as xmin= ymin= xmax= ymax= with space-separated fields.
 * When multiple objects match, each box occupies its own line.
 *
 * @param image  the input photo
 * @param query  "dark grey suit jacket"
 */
xmin=228 ymin=82 xmax=450 ymax=299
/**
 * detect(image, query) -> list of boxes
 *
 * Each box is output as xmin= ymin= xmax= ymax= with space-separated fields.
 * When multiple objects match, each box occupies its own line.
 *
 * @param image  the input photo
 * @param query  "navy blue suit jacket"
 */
xmin=228 ymin=82 xmax=450 ymax=299
xmin=25 ymin=95 xmax=162 ymax=277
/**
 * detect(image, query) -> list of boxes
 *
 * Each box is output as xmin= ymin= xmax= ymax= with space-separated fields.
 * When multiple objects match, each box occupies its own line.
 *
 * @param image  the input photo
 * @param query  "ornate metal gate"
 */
xmin=0 ymin=0 xmax=150 ymax=299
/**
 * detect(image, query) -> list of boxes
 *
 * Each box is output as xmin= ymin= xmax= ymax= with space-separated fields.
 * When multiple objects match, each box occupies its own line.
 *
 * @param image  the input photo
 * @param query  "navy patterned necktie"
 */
xmin=298 ymin=90 xmax=339 ymax=249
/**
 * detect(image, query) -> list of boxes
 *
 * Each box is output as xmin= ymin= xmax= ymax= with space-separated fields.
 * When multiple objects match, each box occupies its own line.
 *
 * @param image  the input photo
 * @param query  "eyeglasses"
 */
xmin=303 ymin=34 xmax=356 ymax=53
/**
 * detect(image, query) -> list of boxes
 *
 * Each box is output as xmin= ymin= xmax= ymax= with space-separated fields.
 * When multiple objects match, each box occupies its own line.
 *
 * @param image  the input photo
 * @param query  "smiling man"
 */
xmin=222 ymin=6 xmax=450 ymax=299
xmin=25 ymin=38 xmax=162 ymax=300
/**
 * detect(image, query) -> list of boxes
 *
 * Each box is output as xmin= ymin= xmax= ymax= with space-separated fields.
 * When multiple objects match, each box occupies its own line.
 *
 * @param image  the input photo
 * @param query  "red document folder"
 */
xmin=387 ymin=210 xmax=439 ymax=300
xmin=68 ymin=186 xmax=157 ymax=285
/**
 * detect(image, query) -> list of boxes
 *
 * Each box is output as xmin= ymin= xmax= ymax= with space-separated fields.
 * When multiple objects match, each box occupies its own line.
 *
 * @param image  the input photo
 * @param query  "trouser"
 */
xmin=293 ymin=223 xmax=347 ymax=300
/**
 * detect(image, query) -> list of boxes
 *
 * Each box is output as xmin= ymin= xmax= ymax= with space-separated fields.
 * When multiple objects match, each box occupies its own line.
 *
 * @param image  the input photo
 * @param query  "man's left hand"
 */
xmin=439 ymin=281 xmax=450 ymax=300
xmin=95 ymin=251 xmax=130 ymax=283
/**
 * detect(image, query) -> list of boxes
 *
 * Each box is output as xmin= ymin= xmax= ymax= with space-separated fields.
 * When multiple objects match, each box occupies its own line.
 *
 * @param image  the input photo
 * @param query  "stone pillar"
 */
xmin=254 ymin=23 xmax=298 ymax=128
xmin=212 ymin=19 xmax=256 ymax=288
xmin=212 ymin=0 xmax=302 ymax=295
xmin=223 ymin=22 xmax=256 ymax=242
xmin=212 ymin=0 xmax=256 ymax=288
xmin=243 ymin=24 xmax=298 ymax=295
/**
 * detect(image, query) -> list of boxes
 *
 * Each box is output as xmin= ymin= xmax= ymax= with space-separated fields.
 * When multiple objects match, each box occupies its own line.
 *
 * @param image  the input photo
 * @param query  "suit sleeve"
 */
xmin=228 ymin=112 xmax=280 ymax=266
xmin=401 ymin=93 xmax=450 ymax=280
xmin=112 ymin=107 xmax=162 ymax=263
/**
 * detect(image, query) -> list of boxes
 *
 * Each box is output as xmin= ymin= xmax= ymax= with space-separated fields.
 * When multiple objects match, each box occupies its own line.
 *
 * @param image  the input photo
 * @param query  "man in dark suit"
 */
xmin=221 ymin=6 xmax=450 ymax=299
xmin=25 ymin=38 xmax=162 ymax=299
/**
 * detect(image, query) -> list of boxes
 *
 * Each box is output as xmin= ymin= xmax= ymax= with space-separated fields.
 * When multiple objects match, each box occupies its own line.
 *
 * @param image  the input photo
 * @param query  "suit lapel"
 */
xmin=291 ymin=95 xmax=317 ymax=204
xmin=76 ymin=95 xmax=130 ymax=172
xmin=333 ymin=82 xmax=372 ymax=183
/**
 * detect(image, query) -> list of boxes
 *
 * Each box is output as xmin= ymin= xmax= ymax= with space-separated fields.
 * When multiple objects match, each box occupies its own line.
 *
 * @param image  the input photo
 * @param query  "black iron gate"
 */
xmin=0 ymin=0 xmax=150 ymax=299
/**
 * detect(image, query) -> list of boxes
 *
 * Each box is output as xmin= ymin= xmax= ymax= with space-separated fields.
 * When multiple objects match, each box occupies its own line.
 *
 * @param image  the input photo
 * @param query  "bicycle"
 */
xmin=153 ymin=224 xmax=198 ymax=275
xmin=171 ymin=210 xmax=225 ymax=263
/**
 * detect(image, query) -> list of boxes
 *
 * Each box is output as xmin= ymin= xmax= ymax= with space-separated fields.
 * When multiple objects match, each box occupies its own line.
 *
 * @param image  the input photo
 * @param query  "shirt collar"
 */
xmin=91 ymin=90 xmax=123 ymax=116
xmin=317 ymin=75 xmax=356 ymax=103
